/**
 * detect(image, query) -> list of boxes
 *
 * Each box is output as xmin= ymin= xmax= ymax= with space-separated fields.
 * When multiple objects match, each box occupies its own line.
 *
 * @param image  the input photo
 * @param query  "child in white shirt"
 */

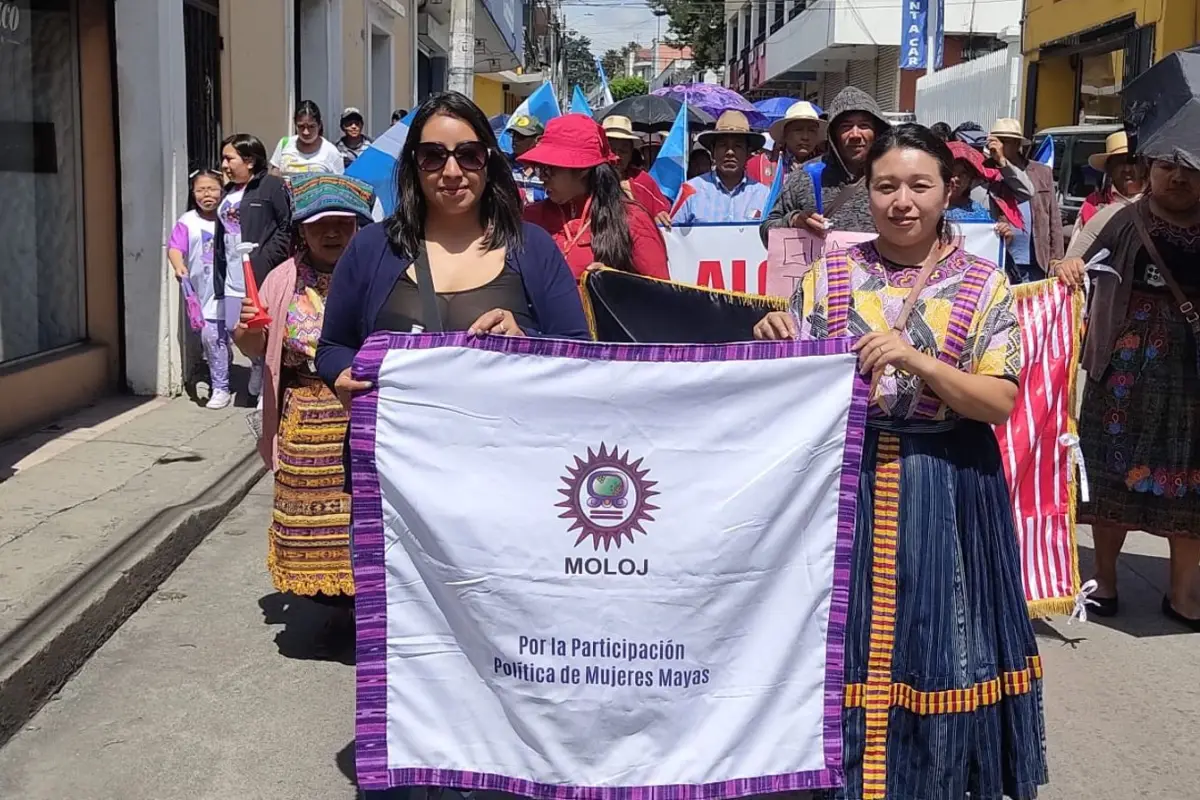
xmin=270 ymin=100 xmax=345 ymax=178
xmin=168 ymin=170 xmax=233 ymax=409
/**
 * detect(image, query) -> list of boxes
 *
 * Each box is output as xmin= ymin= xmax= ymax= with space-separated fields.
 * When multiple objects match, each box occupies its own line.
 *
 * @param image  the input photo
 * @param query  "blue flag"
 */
xmin=1032 ymin=135 xmax=1054 ymax=167
xmin=499 ymin=82 xmax=562 ymax=154
xmin=346 ymin=108 xmax=418 ymax=215
xmin=648 ymin=101 xmax=689 ymax=204
xmin=570 ymin=85 xmax=592 ymax=115
xmin=595 ymin=56 xmax=615 ymax=108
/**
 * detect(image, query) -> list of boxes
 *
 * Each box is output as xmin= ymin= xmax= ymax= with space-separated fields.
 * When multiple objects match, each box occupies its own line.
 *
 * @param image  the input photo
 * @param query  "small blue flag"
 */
xmin=1032 ymin=135 xmax=1054 ymax=167
xmin=570 ymin=85 xmax=592 ymax=115
xmin=648 ymin=101 xmax=690 ymax=204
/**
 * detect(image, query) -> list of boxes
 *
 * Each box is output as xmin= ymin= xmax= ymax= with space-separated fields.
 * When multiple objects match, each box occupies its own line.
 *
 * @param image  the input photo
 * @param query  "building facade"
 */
xmin=1022 ymin=0 xmax=1200 ymax=132
xmin=724 ymin=0 xmax=1020 ymax=113
xmin=0 ymin=0 xmax=428 ymax=440
xmin=0 ymin=0 xmax=121 ymax=441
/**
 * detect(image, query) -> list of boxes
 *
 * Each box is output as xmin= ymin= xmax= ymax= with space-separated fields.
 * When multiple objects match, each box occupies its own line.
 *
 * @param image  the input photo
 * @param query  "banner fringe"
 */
xmin=1026 ymin=597 xmax=1080 ymax=618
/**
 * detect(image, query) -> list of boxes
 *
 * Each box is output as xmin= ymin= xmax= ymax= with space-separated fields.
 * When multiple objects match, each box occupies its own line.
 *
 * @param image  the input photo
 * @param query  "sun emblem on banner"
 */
xmin=556 ymin=444 xmax=659 ymax=551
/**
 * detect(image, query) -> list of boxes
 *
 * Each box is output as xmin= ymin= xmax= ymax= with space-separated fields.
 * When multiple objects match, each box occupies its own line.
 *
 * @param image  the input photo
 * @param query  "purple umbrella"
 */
xmin=652 ymin=84 xmax=769 ymax=129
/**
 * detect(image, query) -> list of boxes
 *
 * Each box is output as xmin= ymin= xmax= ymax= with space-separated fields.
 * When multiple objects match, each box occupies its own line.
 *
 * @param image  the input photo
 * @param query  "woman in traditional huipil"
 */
xmin=233 ymin=174 xmax=376 ymax=636
xmin=755 ymin=124 xmax=1047 ymax=800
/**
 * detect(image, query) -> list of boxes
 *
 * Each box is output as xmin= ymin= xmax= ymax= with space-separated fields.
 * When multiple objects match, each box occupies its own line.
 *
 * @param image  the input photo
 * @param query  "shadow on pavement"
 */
xmin=258 ymin=591 xmax=356 ymax=665
xmin=1072 ymin=544 xmax=1195 ymax=639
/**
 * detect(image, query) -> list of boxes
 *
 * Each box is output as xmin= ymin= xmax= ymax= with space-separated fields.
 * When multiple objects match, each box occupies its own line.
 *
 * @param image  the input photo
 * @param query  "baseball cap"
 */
xmin=510 ymin=114 xmax=545 ymax=137
xmin=340 ymin=107 xmax=364 ymax=125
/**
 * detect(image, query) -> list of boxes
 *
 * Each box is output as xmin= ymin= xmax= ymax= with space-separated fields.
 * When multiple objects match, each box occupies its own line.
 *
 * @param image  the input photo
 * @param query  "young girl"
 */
xmin=168 ymin=169 xmax=232 ymax=409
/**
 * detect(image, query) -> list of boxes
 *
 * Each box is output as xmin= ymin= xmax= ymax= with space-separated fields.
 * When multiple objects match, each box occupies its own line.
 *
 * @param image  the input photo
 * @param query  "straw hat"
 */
xmin=1088 ymin=131 xmax=1132 ymax=171
xmin=601 ymin=115 xmax=641 ymax=141
xmin=768 ymin=101 xmax=827 ymax=143
xmin=697 ymin=110 xmax=766 ymax=152
xmin=988 ymin=118 xmax=1030 ymax=145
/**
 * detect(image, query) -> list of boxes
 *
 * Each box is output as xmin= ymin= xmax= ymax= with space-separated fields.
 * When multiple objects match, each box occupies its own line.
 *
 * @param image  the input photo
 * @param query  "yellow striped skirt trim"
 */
xmin=844 ymin=656 xmax=1043 ymax=715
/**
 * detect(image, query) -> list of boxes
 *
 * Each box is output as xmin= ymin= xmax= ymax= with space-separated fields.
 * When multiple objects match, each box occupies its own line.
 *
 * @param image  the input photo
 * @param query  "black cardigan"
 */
xmin=212 ymin=171 xmax=293 ymax=297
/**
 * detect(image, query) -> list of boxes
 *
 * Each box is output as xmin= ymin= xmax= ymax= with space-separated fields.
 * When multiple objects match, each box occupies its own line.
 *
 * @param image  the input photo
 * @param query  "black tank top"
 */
xmin=373 ymin=266 xmax=536 ymax=334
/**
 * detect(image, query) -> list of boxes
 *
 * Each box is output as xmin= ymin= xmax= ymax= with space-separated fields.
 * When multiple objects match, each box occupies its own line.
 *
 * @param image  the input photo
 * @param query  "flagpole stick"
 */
xmin=927 ymin=0 xmax=940 ymax=74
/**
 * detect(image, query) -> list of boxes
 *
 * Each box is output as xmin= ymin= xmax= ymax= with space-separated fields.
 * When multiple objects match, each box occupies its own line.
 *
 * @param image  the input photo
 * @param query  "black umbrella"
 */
xmin=1124 ymin=45 xmax=1200 ymax=169
xmin=594 ymin=95 xmax=714 ymax=131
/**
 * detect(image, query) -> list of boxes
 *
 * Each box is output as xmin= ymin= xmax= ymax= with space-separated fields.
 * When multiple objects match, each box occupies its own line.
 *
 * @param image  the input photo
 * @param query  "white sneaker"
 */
xmin=205 ymin=389 xmax=232 ymax=410
xmin=248 ymin=363 xmax=264 ymax=396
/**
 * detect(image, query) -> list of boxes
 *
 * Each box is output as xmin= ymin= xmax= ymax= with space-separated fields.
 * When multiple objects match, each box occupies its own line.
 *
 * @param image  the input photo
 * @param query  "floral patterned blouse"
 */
xmin=282 ymin=263 xmax=332 ymax=373
xmin=790 ymin=241 xmax=1022 ymax=420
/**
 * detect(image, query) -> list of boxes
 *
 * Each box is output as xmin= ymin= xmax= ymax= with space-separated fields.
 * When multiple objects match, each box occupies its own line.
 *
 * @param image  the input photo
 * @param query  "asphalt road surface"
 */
xmin=1 ymin=475 xmax=1198 ymax=799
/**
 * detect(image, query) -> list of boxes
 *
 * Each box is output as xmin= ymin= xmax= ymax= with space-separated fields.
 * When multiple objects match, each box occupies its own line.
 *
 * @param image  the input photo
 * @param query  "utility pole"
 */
xmin=448 ymin=0 xmax=475 ymax=97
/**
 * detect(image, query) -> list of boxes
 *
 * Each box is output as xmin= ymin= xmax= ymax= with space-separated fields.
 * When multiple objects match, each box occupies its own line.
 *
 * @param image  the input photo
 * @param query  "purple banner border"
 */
xmin=349 ymin=332 xmax=868 ymax=796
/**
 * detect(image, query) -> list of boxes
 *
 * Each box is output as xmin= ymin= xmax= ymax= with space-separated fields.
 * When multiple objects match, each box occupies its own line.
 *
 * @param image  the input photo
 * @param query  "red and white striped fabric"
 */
xmin=993 ymin=280 xmax=1085 ymax=617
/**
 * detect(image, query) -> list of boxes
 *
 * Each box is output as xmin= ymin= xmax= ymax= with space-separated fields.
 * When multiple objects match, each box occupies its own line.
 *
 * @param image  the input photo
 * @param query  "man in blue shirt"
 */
xmin=509 ymin=115 xmax=546 ymax=205
xmin=675 ymin=111 xmax=772 ymax=225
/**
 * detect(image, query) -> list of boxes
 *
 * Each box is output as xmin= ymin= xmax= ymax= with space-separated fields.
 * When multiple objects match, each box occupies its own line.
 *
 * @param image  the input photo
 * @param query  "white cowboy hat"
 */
xmin=1088 ymin=131 xmax=1132 ymax=171
xmin=988 ymin=118 xmax=1030 ymax=145
xmin=768 ymin=101 xmax=827 ymax=144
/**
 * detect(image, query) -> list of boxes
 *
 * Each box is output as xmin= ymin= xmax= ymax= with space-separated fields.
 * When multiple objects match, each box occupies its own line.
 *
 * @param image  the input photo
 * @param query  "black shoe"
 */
xmin=1161 ymin=595 xmax=1200 ymax=632
xmin=1091 ymin=594 xmax=1120 ymax=617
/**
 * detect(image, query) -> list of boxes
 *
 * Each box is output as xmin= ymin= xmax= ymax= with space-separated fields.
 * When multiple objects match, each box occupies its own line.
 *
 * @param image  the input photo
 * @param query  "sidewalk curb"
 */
xmin=0 ymin=448 xmax=267 ymax=747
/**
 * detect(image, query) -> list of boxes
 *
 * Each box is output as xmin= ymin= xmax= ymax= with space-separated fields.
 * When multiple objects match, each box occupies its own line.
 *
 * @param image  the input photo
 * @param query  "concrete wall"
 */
xmin=474 ymin=75 xmax=506 ymax=116
xmin=222 ymin=0 xmax=292 ymax=146
xmin=344 ymin=0 xmax=367 ymax=110
xmin=2 ymin=0 xmax=120 ymax=439
xmin=114 ymin=0 xmax=190 ymax=396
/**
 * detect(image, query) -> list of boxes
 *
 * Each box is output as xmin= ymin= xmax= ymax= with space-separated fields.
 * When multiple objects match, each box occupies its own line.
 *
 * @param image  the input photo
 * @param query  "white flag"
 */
xmin=350 ymin=333 xmax=868 ymax=795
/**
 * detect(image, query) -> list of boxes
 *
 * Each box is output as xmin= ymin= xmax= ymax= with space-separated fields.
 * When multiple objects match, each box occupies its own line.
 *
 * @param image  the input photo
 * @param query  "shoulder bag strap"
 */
xmin=411 ymin=247 xmax=444 ymax=333
xmin=822 ymin=177 xmax=865 ymax=219
xmin=1131 ymin=200 xmax=1200 ymax=336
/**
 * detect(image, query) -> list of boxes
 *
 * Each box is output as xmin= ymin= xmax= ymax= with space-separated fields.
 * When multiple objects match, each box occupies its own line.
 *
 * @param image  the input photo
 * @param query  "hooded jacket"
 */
xmin=759 ymin=87 xmax=889 ymax=245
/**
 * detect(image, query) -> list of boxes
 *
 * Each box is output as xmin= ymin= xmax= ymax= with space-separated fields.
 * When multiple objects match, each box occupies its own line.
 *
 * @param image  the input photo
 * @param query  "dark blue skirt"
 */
xmin=829 ymin=419 xmax=1048 ymax=800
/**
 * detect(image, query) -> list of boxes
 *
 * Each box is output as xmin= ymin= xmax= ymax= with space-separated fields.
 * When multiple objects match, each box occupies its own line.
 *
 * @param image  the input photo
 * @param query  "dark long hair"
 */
xmin=587 ymin=163 xmax=636 ymax=272
xmin=295 ymin=99 xmax=325 ymax=137
xmin=221 ymin=133 xmax=268 ymax=175
xmin=865 ymin=123 xmax=956 ymax=242
xmin=387 ymin=91 xmax=523 ymax=257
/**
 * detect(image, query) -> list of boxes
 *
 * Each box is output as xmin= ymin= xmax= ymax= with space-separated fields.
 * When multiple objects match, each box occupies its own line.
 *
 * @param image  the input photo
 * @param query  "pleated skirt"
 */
xmin=828 ymin=420 xmax=1048 ymax=800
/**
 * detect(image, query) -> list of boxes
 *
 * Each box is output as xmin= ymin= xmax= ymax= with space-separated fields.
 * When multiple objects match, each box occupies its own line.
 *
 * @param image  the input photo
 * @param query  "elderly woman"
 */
xmin=755 ymin=123 xmax=1047 ymax=800
xmin=316 ymin=92 xmax=589 ymax=408
xmin=1053 ymin=155 xmax=1200 ymax=628
xmin=232 ymin=174 xmax=375 ymax=639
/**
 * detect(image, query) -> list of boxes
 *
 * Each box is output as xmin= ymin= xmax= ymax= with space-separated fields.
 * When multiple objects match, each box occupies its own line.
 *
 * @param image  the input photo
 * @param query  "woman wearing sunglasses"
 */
xmin=316 ymin=92 xmax=589 ymax=409
xmin=520 ymin=114 xmax=670 ymax=281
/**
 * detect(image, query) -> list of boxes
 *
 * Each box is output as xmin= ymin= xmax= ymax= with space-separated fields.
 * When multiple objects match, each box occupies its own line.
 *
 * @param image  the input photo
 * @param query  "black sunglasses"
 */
xmin=414 ymin=142 xmax=490 ymax=172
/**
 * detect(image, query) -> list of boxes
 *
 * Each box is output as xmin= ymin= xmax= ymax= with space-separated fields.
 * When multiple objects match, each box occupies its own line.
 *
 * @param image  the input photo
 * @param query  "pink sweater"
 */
xmin=255 ymin=258 xmax=301 ymax=471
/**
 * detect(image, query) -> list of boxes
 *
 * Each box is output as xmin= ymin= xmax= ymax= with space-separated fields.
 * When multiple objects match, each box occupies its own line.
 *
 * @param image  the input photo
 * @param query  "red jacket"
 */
xmin=523 ymin=197 xmax=670 ymax=281
xmin=627 ymin=167 xmax=670 ymax=216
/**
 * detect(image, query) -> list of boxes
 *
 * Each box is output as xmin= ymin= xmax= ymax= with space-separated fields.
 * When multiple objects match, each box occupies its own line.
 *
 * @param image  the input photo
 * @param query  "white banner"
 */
xmin=350 ymin=333 xmax=868 ymax=795
xmin=664 ymin=222 xmax=1005 ymax=298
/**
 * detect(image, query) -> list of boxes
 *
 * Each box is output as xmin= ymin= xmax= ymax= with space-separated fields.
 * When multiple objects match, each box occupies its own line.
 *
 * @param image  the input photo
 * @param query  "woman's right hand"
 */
xmin=1050 ymin=257 xmax=1087 ymax=289
xmin=753 ymin=312 xmax=798 ymax=341
xmin=238 ymin=296 xmax=259 ymax=328
xmin=334 ymin=367 xmax=373 ymax=410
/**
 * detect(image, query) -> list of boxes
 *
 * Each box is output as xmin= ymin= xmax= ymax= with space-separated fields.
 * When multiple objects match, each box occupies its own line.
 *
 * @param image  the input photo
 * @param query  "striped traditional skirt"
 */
xmin=829 ymin=419 xmax=1048 ymax=800
xmin=268 ymin=375 xmax=354 ymax=598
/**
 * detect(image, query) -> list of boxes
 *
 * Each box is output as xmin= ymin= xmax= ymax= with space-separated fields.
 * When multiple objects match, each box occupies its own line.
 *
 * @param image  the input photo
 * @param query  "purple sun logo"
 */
xmin=556 ymin=444 xmax=659 ymax=551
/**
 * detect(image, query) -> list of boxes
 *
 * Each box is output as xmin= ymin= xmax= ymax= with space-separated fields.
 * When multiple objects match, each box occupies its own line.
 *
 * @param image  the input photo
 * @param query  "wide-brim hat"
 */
xmin=988 ymin=117 xmax=1030 ymax=145
xmin=518 ymin=113 xmax=619 ymax=170
xmin=290 ymin=174 xmax=375 ymax=226
xmin=601 ymin=115 xmax=641 ymax=141
xmin=1088 ymin=131 xmax=1132 ymax=170
xmin=768 ymin=101 xmax=827 ymax=143
xmin=697 ymin=110 xmax=766 ymax=152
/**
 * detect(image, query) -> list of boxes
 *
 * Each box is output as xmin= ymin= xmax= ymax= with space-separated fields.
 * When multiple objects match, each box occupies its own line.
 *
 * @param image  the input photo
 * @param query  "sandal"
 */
xmin=1161 ymin=595 xmax=1200 ymax=632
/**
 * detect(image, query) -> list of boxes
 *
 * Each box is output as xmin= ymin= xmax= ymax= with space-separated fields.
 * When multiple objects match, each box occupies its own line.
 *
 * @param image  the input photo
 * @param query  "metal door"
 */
xmin=183 ymin=0 xmax=222 ymax=173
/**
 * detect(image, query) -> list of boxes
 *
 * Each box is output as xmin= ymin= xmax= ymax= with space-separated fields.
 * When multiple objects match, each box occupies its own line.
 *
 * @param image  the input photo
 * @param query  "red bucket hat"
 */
xmin=517 ymin=113 xmax=620 ymax=170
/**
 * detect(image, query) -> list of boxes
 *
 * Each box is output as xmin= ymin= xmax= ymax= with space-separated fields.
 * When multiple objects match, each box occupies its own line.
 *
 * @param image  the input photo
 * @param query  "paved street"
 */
xmin=1 ymin=479 xmax=1199 ymax=799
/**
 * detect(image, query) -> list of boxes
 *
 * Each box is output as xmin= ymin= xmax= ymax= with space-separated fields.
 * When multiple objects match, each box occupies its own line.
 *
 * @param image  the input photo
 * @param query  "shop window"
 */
xmin=0 ymin=0 xmax=84 ymax=364
xmin=1078 ymin=49 xmax=1123 ymax=123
